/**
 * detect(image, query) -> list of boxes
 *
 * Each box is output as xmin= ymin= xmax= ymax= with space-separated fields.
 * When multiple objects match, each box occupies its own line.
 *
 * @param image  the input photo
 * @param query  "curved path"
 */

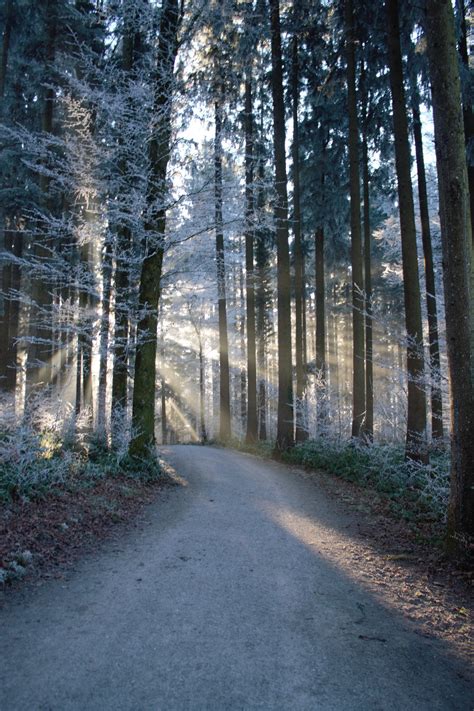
xmin=1 ymin=445 xmax=472 ymax=710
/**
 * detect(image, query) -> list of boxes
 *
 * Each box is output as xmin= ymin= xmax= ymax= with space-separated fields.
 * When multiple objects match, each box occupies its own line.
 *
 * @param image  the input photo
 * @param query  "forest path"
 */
xmin=1 ymin=445 xmax=472 ymax=710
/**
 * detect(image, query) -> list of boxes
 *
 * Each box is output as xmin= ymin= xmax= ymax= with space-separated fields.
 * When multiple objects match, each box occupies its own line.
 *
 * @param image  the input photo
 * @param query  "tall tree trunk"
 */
xmin=269 ymin=0 xmax=294 ymax=453
xmin=291 ymin=35 xmax=306 ymax=442
xmin=239 ymin=260 xmax=246 ymax=432
xmin=27 ymin=0 xmax=57 ymax=390
xmin=412 ymin=90 xmax=444 ymax=441
xmin=129 ymin=0 xmax=180 ymax=457
xmin=457 ymin=0 xmax=474 ymax=242
xmin=256 ymin=159 xmax=268 ymax=441
xmin=345 ymin=0 xmax=366 ymax=439
xmin=214 ymin=94 xmax=231 ymax=440
xmin=386 ymin=0 xmax=427 ymax=462
xmin=424 ymin=0 xmax=474 ymax=556
xmin=0 ymin=0 xmax=12 ymax=98
xmin=0 ymin=0 xmax=14 ymax=390
xmin=199 ymin=339 xmax=207 ymax=443
xmin=97 ymin=239 xmax=113 ymax=439
xmin=111 ymin=11 xmax=139 ymax=445
xmin=360 ymin=59 xmax=374 ymax=442
xmin=315 ymin=227 xmax=327 ymax=430
xmin=244 ymin=74 xmax=258 ymax=443
xmin=161 ymin=377 xmax=167 ymax=445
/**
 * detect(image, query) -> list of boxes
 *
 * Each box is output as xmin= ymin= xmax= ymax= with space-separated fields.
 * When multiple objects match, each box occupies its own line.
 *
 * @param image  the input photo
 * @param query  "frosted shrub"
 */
xmin=284 ymin=437 xmax=450 ymax=523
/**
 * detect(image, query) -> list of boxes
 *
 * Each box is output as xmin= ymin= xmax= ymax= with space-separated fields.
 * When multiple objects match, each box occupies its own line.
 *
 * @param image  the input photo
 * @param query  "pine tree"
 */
xmin=269 ymin=0 xmax=294 ymax=452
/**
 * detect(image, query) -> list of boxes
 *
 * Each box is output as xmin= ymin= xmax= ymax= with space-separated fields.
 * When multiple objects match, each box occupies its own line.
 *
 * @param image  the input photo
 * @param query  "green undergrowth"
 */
xmin=281 ymin=438 xmax=450 ymax=526
xmin=0 ymin=428 xmax=164 ymax=504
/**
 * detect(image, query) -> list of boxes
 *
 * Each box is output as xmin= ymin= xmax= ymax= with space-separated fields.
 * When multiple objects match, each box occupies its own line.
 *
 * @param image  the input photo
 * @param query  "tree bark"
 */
xmin=256 ymin=156 xmax=268 ymax=441
xmin=457 ymin=0 xmax=474 ymax=243
xmin=291 ymin=35 xmax=306 ymax=442
xmin=27 ymin=0 xmax=57 ymax=390
xmin=97 ymin=239 xmax=113 ymax=439
xmin=360 ymin=58 xmax=374 ymax=442
xmin=129 ymin=0 xmax=180 ymax=457
xmin=411 ymin=91 xmax=444 ymax=441
xmin=244 ymin=74 xmax=258 ymax=443
xmin=269 ymin=0 xmax=294 ymax=453
xmin=315 ymin=227 xmax=327 ymax=431
xmin=424 ymin=0 xmax=474 ymax=555
xmin=214 ymin=94 xmax=231 ymax=440
xmin=0 ymin=0 xmax=14 ymax=390
xmin=345 ymin=0 xmax=366 ymax=440
xmin=386 ymin=0 xmax=427 ymax=462
xmin=111 ymin=9 xmax=140 ymax=445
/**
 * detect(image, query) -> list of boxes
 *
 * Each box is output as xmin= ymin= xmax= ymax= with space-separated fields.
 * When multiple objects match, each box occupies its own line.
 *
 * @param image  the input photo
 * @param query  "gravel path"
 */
xmin=1 ymin=445 xmax=472 ymax=710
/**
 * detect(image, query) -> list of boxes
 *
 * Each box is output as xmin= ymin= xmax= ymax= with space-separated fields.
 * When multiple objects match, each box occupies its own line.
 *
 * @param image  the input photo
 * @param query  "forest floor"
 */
xmin=0 ymin=445 xmax=472 ymax=710
xmin=0 ymin=460 xmax=181 ymax=587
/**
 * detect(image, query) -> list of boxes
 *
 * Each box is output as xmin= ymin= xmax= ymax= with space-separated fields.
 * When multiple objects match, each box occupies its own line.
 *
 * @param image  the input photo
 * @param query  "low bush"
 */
xmin=0 ymin=403 xmax=163 ymax=503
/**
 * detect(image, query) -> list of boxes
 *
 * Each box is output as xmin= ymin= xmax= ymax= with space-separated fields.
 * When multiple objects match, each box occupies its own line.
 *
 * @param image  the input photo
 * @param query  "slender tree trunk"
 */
xmin=256 ymin=160 xmax=268 ymax=442
xmin=270 ymin=0 xmax=294 ymax=453
xmin=360 ymin=58 xmax=374 ymax=442
xmin=111 ymin=227 xmax=131 ymax=439
xmin=244 ymin=74 xmax=258 ymax=443
xmin=412 ymin=91 xmax=444 ymax=441
xmin=386 ymin=0 xmax=427 ymax=462
xmin=345 ymin=0 xmax=366 ymax=439
xmin=161 ymin=377 xmax=167 ymax=445
xmin=0 ymin=0 xmax=14 ymax=389
xmin=239 ymin=260 xmax=246 ymax=431
xmin=214 ymin=94 xmax=231 ymax=441
xmin=111 ymin=14 xmax=139 ymax=445
xmin=97 ymin=239 xmax=113 ymax=439
xmin=315 ymin=226 xmax=327 ymax=431
xmin=457 ymin=0 xmax=474 ymax=243
xmin=199 ymin=339 xmax=207 ymax=443
xmin=27 ymin=0 xmax=57 ymax=390
xmin=291 ymin=36 xmax=306 ymax=442
xmin=129 ymin=0 xmax=180 ymax=457
xmin=0 ymin=0 xmax=12 ymax=98
xmin=424 ymin=0 xmax=474 ymax=556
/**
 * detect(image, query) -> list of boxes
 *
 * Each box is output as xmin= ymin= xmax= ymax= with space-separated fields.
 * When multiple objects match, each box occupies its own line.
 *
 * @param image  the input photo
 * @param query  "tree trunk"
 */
xmin=97 ymin=239 xmax=113 ymax=440
xmin=386 ymin=0 xmax=427 ymax=462
xmin=360 ymin=59 xmax=374 ymax=442
xmin=345 ymin=0 xmax=366 ymax=440
xmin=424 ymin=0 xmax=474 ymax=556
xmin=457 ymin=0 xmax=474 ymax=243
xmin=161 ymin=377 xmax=167 ymax=445
xmin=111 ymin=10 xmax=140 ymax=445
xmin=244 ymin=74 xmax=258 ymax=443
xmin=256 ymin=159 xmax=268 ymax=441
xmin=27 ymin=0 xmax=57 ymax=390
xmin=315 ymin=227 xmax=327 ymax=431
xmin=0 ymin=0 xmax=12 ymax=98
xmin=199 ymin=340 xmax=207 ymax=443
xmin=291 ymin=36 xmax=306 ymax=442
xmin=0 ymin=0 xmax=14 ymax=390
xmin=214 ymin=94 xmax=231 ymax=441
xmin=270 ymin=0 xmax=294 ymax=453
xmin=412 ymin=91 xmax=444 ymax=441
xmin=129 ymin=0 xmax=180 ymax=457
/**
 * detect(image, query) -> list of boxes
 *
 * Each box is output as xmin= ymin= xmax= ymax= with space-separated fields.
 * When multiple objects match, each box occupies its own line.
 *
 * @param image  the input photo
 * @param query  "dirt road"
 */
xmin=1 ymin=445 xmax=472 ymax=709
